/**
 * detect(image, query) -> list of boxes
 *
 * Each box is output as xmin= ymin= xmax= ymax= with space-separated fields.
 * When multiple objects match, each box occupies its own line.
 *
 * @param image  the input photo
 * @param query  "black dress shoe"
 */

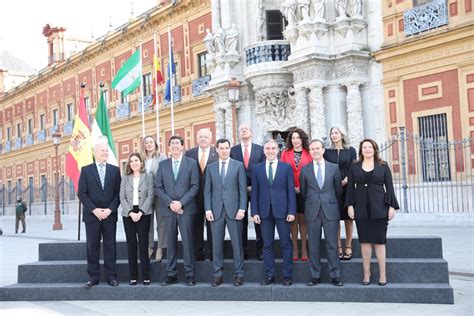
xmin=331 ymin=278 xmax=343 ymax=286
xmin=186 ymin=276 xmax=196 ymax=286
xmin=307 ymin=278 xmax=321 ymax=286
xmin=82 ymin=280 xmax=99 ymax=288
xmin=129 ymin=280 xmax=137 ymax=286
xmin=234 ymin=276 xmax=244 ymax=286
xmin=162 ymin=276 xmax=178 ymax=286
xmin=244 ymin=253 xmax=249 ymax=260
xmin=283 ymin=277 xmax=292 ymax=286
xmin=257 ymin=251 xmax=263 ymax=261
xmin=108 ymin=279 xmax=119 ymax=287
xmin=212 ymin=276 xmax=224 ymax=286
xmin=261 ymin=276 xmax=275 ymax=285
xmin=143 ymin=280 xmax=151 ymax=286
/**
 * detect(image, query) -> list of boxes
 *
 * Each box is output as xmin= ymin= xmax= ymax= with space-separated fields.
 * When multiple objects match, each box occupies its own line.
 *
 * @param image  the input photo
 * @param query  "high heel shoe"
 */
xmin=337 ymin=247 xmax=343 ymax=260
xmin=155 ymin=248 xmax=163 ymax=262
xmin=362 ymin=274 xmax=371 ymax=286
xmin=143 ymin=280 xmax=151 ymax=286
xmin=342 ymin=246 xmax=352 ymax=261
xmin=378 ymin=281 xmax=387 ymax=286
xmin=130 ymin=280 xmax=137 ymax=286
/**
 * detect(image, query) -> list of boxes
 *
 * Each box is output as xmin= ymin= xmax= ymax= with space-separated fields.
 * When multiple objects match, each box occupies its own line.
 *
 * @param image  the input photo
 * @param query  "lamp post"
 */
xmin=227 ymin=77 xmax=240 ymax=145
xmin=52 ymin=131 xmax=63 ymax=230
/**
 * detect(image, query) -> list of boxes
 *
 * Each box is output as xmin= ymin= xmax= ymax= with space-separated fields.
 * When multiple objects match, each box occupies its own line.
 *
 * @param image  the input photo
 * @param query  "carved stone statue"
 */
xmin=214 ymin=28 xmax=226 ymax=55
xmin=225 ymin=24 xmax=239 ymax=55
xmin=203 ymin=29 xmax=216 ymax=58
xmin=312 ymin=0 xmax=326 ymax=20
xmin=281 ymin=0 xmax=298 ymax=27
xmin=335 ymin=0 xmax=347 ymax=18
xmin=347 ymin=0 xmax=362 ymax=17
xmin=297 ymin=0 xmax=310 ymax=22
xmin=256 ymin=0 xmax=265 ymax=41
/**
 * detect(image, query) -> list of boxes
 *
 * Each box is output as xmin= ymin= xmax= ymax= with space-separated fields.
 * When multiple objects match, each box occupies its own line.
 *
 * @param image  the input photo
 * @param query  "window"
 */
xmin=52 ymin=109 xmax=58 ymax=127
xmin=121 ymin=92 xmax=129 ymax=104
xmin=266 ymin=10 xmax=285 ymax=40
xmin=16 ymin=123 xmax=21 ymax=138
xmin=66 ymin=103 xmax=74 ymax=122
xmin=143 ymin=73 xmax=152 ymax=96
xmin=17 ymin=178 xmax=22 ymax=197
xmin=41 ymin=175 xmax=47 ymax=202
xmin=27 ymin=119 xmax=33 ymax=135
xmin=7 ymin=127 xmax=11 ymax=141
xmin=197 ymin=52 xmax=207 ymax=77
xmin=84 ymin=97 xmax=91 ymax=113
xmin=413 ymin=0 xmax=433 ymax=6
xmin=40 ymin=114 xmax=45 ymax=130
xmin=7 ymin=180 xmax=12 ymax=205
xmin=29 ymin=176 xmax=34 ymax=203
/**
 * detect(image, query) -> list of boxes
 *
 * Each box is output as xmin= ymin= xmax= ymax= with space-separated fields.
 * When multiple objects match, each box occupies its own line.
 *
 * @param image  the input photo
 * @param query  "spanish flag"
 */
xmin=65 ymin=88 xmax=93 ymax=192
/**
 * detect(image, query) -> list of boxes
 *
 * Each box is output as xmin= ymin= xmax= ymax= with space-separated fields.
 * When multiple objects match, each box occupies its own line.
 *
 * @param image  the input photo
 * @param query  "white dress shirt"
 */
xmin=132 ymin=176 xmax=140 ymax=206
xmin=313 ymin=159 xmax=325 ymax=186
xmin=265 ymin=159 xmax=278 ymax=180
xmin=219 ymin=158 xmax=230 ymax=177
xmin=240 ymin=142 xmax=252 ymax=157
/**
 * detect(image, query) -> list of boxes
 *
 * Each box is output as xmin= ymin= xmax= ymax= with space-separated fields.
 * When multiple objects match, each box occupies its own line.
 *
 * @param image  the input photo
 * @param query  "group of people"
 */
xmin=78 ymin=123 xmax=399 ymax=288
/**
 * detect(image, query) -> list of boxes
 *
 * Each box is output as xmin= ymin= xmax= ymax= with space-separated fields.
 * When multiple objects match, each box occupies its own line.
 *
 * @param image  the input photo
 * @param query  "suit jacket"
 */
xmin=154 ymin=156 xmax=200 ymax=216
xmin=251 ymin=161 xmax=297 ymax=219
xmin=345 ymin=161 xmax=400 ymax=219
xmin=119 ymin=173 xmax=155 ymax=216
xmin=204 ymin=158 xmax=247 ymax=220
xmin=281 ymin=148 xmax=312 ymax=189
xmin=78 ymin=163 xmax=121 ymax=223
xmin=230 ymin=142 xmax=265 ymax=187
xmin=185 ymin=146 xmax=218 ymax=203
xmin=300 ymin=160 xmax=342 ymax=221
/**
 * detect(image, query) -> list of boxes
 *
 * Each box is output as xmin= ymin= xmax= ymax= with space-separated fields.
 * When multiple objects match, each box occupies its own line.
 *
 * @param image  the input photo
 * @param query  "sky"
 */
xmin=0 ymin=0 xmax=158 ymax=71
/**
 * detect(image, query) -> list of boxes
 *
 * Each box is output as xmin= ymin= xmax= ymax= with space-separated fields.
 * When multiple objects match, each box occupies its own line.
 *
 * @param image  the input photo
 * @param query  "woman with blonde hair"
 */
xmin=120 ymin=152 xmax=154 ymax=285
xmin=323 ymin=126 xmax=357 ymax=260
xmin=141 ymin=135 xmax=167 ymax=262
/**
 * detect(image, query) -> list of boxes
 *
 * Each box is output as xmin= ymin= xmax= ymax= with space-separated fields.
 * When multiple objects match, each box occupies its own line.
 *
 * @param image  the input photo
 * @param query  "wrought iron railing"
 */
xmin=37 ymin=130 xmax=46 ymax=142
xmin=63 ymin=121 xmax=74 ymax=135
xmin=13 ymin=138 xmax=22 ymax=150
xmin=245 ymin=40 xmax=291 ymax=66
xmin=116 ymin=102 xmax=131 ymax=119
xmin=25 ymin=134 xmax=34 ymax=146
xmin=164 ymin=85 xmax=181 ymax=105
xmin=192 ymin=75 xmax=211 ymax=97
xmin=4 ymin=141 xmax=11 ymax=153
xmin=138 ymin=95 xmax=154 ymax=113
xmin=404 ymin=0 xmax=448 ymax=36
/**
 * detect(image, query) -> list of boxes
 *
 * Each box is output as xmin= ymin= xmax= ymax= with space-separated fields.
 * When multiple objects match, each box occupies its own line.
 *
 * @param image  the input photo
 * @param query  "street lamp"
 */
xmin=52 ymin=131 xmax=63 ymax=230
xmin=227 ymin=77 xmax=240 ymax=145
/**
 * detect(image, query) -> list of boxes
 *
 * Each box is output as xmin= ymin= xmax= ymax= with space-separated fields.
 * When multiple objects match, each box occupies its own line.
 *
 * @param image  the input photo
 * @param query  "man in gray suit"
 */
xmin=155 ymin=135 xmax=200 ymax=286
xmin=204 ymin=138 xmax=247 ymax=286
xmin=300 ymin=139 xmax=344 ymax=286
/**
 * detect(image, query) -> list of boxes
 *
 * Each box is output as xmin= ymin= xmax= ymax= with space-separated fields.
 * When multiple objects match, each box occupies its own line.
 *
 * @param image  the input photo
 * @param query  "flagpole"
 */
xmin=139 ymin=43 xmax=146 ymax=138
xmin=153 ymin=33 xmax=160 ymax=139
xmin=168 ymin=24 xmax=175 ymax=135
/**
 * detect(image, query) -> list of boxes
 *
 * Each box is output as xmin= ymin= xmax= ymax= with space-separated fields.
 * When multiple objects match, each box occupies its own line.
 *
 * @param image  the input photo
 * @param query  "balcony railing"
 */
xmin=116 ymin=102 xmax=131 ymax=119
xmin=37 ymin=130 xmax=46 ymax=142
xmin=13 ymin=138 xmax=22 ymax=150
xmin=5 ymin=141 xmax=11 ymax=153
xmin=63 ymin=121 xmax=74 ymax=135
xmin=192 ymin=75 xmax=211 ymax=97
xmin=50 ymin=125 xmax=58 ymax=135
xmin=164 ymin=85 xmax=181 ymax=105
xmin=138 ymin=95 xmax=154 ymax=113
xmin=25 ymin=134 xmax=34 ymax=146
xmin=245 ymin=41 xmax=291 ymax=66
xmin=404 ymin=0 xmax=448 ymax=36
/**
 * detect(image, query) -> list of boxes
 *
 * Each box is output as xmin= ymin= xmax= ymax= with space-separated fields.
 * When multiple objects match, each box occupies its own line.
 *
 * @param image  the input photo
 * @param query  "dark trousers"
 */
xmin=85 ymin=219 xmax=117 ymax=282
xmin=193 ymin=197 xmax=213 ymax=260
xmin=244 ymin=198 xmax=263 ymax=258
xmin=123 ymin=214 xmax=151 ymax=280
xmin=261 ymin=212 xmax=293 ymax=278
xmin=15 ymin=214 xmax=26 ymax=232
xmin=165 ymin=213 xmax=195 ymax=277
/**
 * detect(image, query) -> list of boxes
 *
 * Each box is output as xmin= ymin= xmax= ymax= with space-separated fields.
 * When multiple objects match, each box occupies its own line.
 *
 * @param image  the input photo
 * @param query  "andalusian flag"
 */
xmin=111 ymin=49 xmax=142 ymax=96
xmin=65 ymin=88 xmax=93 ymax=191
xmin=91 ymin=90 xmax=118 ymax=166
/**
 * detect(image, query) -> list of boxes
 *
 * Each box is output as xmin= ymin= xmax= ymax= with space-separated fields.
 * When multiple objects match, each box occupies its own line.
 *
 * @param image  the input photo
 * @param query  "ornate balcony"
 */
xmin=116 ymin=102 xmax=131 ymax=119
xmin=63 ymin=121 xmax=74 ymax=135
xmin=25 ymin=134 xmax=34 ymax=146
xmin=5 ymin=141 xmax=11 ymax=153
xmin=138 ymin=95 xmax=154 ymax=113
xmin=50 ymin=125 xmax=58 ymax=135
xmin=14 ymin=138 xmax=22 ymax=150
xmin=164 ymin=85 xmax=181 ymax=105
xmin=37 ymin=130 xmax=46 ymax=142
xmin=245 ymin=41 xmax=291 ymax=66
xmin=192 ymin=75 xmax=211 ymax=97
xmin=404 ymin=0 xmax=448 ymax=36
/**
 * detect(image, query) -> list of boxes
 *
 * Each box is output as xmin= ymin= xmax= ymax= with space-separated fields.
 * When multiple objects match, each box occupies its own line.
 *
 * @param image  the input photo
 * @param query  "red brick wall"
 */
xmin=95 ymin=61 xmax=112 ymax=88
xmin=49 ymin=84 xmax=61 ymax=104
xmin=14 ymin=102 xmax=23 ymax=119
xmin=25 ymin=97 xmax=35 ymax=114
xmin=63 ymin=77 xmax=76 ymax=98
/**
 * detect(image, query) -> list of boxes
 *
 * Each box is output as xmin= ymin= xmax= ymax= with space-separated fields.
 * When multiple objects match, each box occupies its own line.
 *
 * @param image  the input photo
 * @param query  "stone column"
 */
xmin=211 ymin=0 xmax=221 ymax=31
xmin=214 ymin=106 xmax=226 ymax=140
xmin=346 ymin=82 xmax=364 ymax=146
xmin=220 ymin=0 xmax=232 ymax=30
xmin=224 ymin=104 xmax=234 ymax=143
xmin=308 ymin=85 xmax=326 ymax=140
xmin=294 ymin=87 xmax=310 ymax=134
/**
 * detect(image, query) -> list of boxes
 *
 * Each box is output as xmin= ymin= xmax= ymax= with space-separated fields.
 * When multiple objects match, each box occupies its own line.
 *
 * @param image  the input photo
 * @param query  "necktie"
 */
xmin=268 ymin=161 xmax=274 ymax=186
xmin=316 ymin=162 xmax=323 ymax=189
xmin=243 ymin=144 xmax=249 ymax=169
xmin=173 ymin=160 xmax=179 ymax=180
xmin=99 ymin=163 xmax=105 ymax=189
xmin=199 ymin=149 xmax=207 ymax=173
xmin=220 ymin=161 xmax=226 ymax=183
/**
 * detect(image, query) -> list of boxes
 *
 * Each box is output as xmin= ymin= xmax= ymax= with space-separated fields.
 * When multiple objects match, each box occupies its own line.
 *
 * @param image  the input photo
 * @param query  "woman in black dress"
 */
xmin=323 ymin=126 xmax=357 ymax=261
xmin=346 ymin=139 xmax=399 ymax=286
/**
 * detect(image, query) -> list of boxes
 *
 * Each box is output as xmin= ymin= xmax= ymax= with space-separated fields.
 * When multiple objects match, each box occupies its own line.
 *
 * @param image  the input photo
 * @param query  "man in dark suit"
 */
xmin=251 ymin=139 xmax=296 ymax=286
xmin=230 ymin=123 xmax=265 ymax=260
xmin=155 ymin=135 xmax=199 ymax=286
xmin=204 ymin=138 xmax=247 ymax=286
xmin=300 ymin=139 xmax=343 ymax=286
xmin=185 ymin=128 xmax=218 ymax=261
xmin=78 ymin=136 xmax=121 ymax=288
